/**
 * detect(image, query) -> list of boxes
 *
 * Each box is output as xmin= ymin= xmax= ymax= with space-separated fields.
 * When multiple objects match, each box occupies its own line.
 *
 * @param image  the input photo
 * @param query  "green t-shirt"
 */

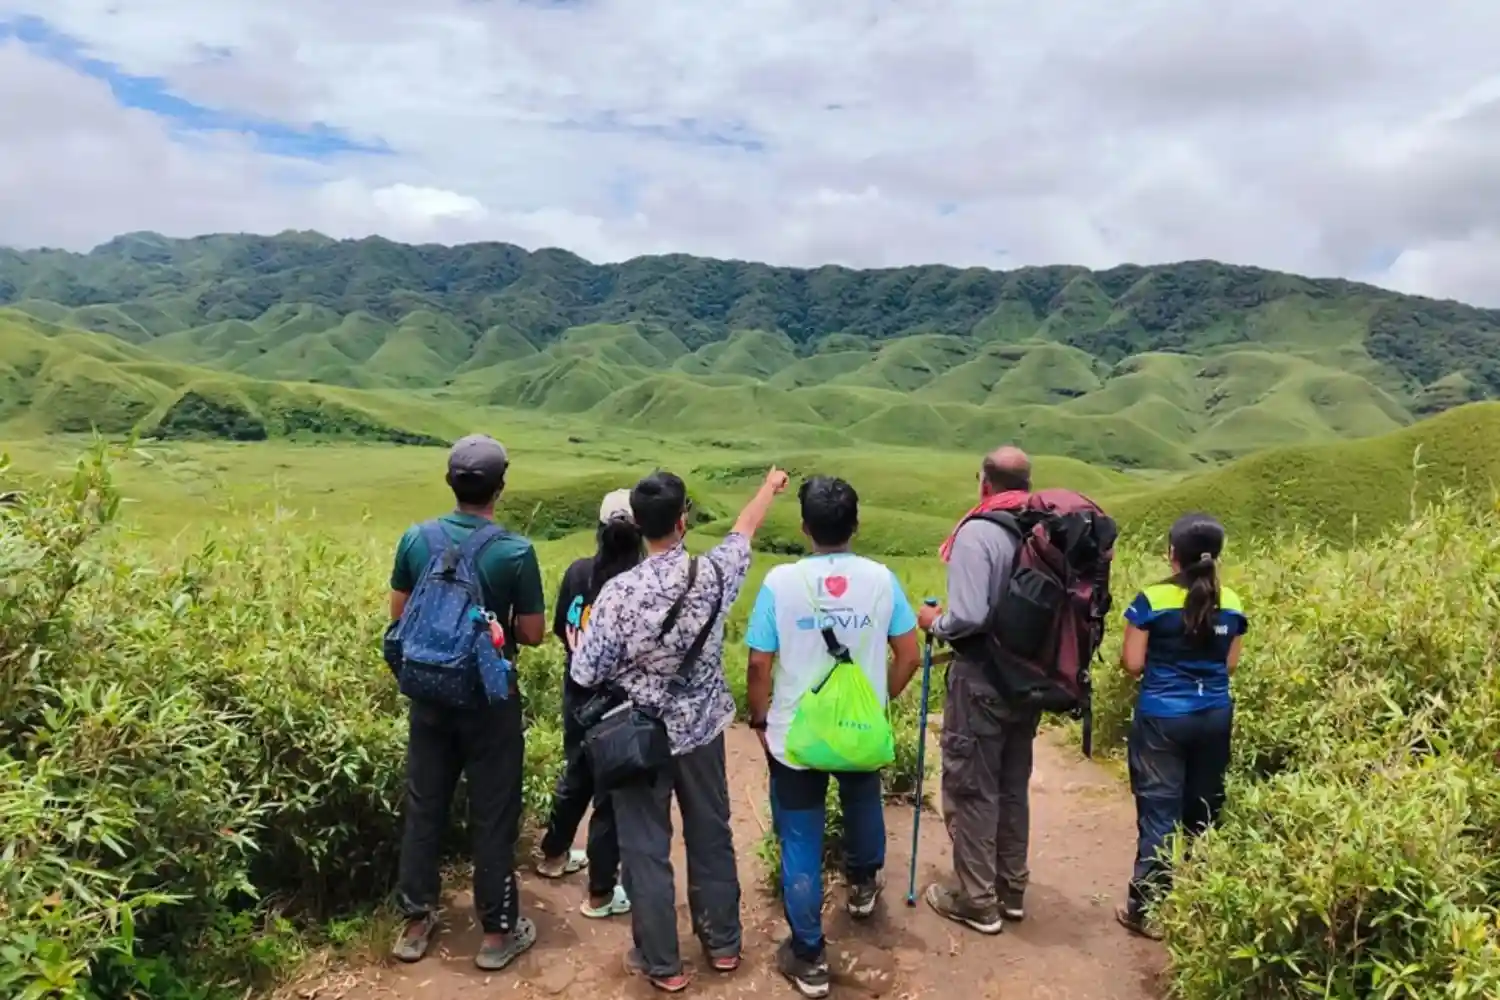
xmin=390 ymin=513 xmax=546 ymax=654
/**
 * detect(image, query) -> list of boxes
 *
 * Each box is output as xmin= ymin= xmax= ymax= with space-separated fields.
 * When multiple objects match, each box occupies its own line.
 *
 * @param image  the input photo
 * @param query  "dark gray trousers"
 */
xmin=396 ymin=697 xmax=524 ymax=934
xmin=612 ymin=732 xmax=742 ymax=978
xmin=940 ymin=657 xmax=1042 ymax=911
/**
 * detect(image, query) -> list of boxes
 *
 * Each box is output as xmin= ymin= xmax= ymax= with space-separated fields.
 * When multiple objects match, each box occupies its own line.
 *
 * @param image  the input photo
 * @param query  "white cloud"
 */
xmin=1 ymin=0 xmax=1500 ymax=306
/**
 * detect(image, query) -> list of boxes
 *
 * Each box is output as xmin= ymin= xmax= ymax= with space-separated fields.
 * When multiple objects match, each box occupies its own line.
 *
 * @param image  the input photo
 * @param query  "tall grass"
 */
xmin=0 ymin=447 xmax=571 ymax=999
xmin=1086 ymin=497 xmax=1500 ymax=997
xmin=11 ymin=441 xmax=1499 ymax=998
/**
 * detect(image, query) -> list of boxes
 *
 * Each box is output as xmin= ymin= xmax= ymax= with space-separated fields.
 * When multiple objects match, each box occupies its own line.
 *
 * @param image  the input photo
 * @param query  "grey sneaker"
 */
xmin=1001 ymin=891 xmax=1025 ymax=922
xmin=924 ymin=883 xmax=1004 ymax=935
xmin=776 ymin=939 xmax=831 ymax=999
xmin=847 ymin=877 xmax=882 ymax=919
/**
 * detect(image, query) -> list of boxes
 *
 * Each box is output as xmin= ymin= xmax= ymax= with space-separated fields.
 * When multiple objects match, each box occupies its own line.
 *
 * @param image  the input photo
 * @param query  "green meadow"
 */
xmin=5 ymin=232 xmax=1500 ymax=998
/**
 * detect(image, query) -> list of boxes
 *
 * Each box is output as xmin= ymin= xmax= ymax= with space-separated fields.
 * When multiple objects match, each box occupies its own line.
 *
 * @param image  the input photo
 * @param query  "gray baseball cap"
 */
xmin=448 ymin=434 xmax=509 ymax=481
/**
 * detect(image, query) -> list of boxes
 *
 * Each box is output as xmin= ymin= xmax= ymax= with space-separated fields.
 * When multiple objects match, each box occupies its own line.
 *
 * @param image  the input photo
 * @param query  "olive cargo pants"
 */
xmin=940 ymin=656 xmax=1042 ymax=911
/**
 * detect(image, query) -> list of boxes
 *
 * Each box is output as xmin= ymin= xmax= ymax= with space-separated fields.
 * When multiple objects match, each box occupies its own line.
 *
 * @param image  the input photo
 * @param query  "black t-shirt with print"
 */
xmin=553 ymin=558 xmax=598 ymax=710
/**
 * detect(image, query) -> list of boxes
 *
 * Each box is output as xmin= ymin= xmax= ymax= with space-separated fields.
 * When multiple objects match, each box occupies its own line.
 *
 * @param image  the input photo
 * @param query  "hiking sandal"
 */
xmin=1115 ymin=904 xmax=1164 ymax=941
xmin=391 ymin=913 xmax=438 ymax=963
xmin=625 ymin=949 xmax=691 ymax=993
xmin=535 ymin=848 xmax=587 ymax=879
xmin=580 ymin=884 xmax=631 ymax=919
xmin=474 ymin=917 xmax=537 ymax=971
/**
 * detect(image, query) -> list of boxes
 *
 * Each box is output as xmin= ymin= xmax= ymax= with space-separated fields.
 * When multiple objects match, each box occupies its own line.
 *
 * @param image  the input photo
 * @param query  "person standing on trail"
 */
xmin=1115 ymin=513 xmax=1245 ymax=941
xmin=745 ymin=476 xmax=922 ymax=999
xmin=386 ymin=435 xmax=547 ymax=971
xmin=533 ymin=489 xmax=641 ymax=919
xmin=916 ymin=445 xmax=1039 ymax=935
xmin=571 ymin=467 xmax=789 ymax=993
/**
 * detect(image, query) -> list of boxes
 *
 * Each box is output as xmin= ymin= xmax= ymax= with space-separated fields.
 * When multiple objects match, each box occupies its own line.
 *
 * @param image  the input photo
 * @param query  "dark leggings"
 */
xmin=1126 ymin=705 xmax=1233 ymax=914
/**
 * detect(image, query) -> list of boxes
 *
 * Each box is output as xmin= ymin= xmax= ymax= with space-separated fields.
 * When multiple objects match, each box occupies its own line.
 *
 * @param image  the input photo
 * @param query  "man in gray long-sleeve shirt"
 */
xmin=916 ymin=445 xmax=1041 ymax=935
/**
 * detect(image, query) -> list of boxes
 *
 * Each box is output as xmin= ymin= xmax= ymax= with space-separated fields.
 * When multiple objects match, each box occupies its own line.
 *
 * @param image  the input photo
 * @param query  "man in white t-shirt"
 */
xmin=745 ymin=476 xmax=921 ymax=999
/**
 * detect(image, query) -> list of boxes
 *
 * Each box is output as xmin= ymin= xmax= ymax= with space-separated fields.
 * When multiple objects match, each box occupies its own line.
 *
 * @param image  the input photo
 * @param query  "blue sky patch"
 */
xmin=554 ymin=110 xmax=766 ymax=153
xmin=0 ymin=15 xmax=389 ymax=160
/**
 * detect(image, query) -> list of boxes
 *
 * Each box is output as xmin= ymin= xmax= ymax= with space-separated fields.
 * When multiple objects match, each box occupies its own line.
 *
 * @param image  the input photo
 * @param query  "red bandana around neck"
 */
xmin=939 ymin=490 xmax=1029 ymax=563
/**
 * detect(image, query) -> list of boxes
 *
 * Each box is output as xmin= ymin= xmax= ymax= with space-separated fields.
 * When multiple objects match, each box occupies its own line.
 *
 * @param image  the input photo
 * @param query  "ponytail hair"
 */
xmin=1167 ymin=512 xmax=1226 ymax=645
xmin=590 ymin=516 xmax=644 ymax=598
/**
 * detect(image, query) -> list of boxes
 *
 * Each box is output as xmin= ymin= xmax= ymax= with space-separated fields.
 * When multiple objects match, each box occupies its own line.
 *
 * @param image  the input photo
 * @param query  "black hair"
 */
xmin=591 ymin=517 xmax=644 ymax=595
xmin=799 ymin=475 xmax=859 ymax=548
xmin=1167 ymin=512 xmax=1227 ymax=644
xmin=447 ymin=469 xmax=505 ymax=507
xmin=630 ymin=471 xmax=688 ymax=542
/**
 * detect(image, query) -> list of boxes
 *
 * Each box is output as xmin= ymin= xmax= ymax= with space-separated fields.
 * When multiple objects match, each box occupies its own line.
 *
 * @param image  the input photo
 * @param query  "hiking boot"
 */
xmin=847 ymin=876 xmax=882 ymax=919
xmin=625 ymin=948 xmax=691 ymax=993
xmin=923 ymin=882 xmax=1004 ymax=935
xmin=1115 ymin=904 xmax=1164 ymax=941
xmin=391 ymin=913 xmax=438 ymax=963
xmin=1001 ymin=890 xmax=1026 ymax=922
xmin=776 ymin=939 xmax=831 ymax=999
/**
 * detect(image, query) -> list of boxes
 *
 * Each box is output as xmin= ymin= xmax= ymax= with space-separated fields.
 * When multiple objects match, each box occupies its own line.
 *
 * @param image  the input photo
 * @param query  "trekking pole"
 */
xmin=906 ymin=598 xmax=939 ymax=907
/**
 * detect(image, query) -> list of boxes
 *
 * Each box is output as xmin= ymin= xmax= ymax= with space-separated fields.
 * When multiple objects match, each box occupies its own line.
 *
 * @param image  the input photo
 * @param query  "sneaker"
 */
xmin=776 ymin=939 xmax=831 ymax=999
xmin=923 ymin=882 xmax=1004 ymax=936
xmin=1115 ymin=904 xmax=1164 ymax=941
xmin=847 ymin=877 xmax=882 ymax=919
xmin=535 ymin=847 xmax=586 ymax=879
xmin=1001 ymin=891 xmax=1025 ymax=922
xmin=474 ymin=917 xmax=536 ymax=972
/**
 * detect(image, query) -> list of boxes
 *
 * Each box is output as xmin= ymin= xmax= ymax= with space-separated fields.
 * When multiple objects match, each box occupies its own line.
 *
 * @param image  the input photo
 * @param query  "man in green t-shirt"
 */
xmin=387 ymin=434 xmax=547 ymax=973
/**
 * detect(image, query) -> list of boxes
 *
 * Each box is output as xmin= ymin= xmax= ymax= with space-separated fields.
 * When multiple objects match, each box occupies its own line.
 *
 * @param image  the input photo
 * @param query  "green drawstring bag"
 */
xmin=785 ymin=625 xmax=895 ymax=772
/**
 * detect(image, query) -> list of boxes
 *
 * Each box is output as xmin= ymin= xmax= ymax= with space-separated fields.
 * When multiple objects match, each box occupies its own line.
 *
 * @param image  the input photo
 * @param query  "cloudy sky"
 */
xmin=2 ymin=0 xmax=1498 ymax=305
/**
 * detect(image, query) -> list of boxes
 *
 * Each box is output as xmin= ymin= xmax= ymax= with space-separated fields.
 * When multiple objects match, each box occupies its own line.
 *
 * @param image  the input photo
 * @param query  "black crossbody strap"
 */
xmin=658 ymin=556 xmax=700 ymax=638
xmin=674 ymin=558 xmax=722 ymax=681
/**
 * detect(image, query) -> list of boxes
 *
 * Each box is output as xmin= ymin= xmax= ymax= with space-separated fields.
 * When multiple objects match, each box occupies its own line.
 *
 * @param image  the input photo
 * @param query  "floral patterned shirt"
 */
xmin=570 ymin=533 xmax=752 ymax=755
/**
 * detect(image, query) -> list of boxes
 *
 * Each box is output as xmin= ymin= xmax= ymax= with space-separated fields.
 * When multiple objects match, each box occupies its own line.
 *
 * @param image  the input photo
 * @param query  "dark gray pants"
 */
xmin=940 ymin=657 xmax=1041 ymax=911
xmin=397 ymin=697 xmax=524 ymax=934
xmin=612 ymin=732 xmax=741 ymax=978
xmin=1127 ymin=706 xmax=1233 ymax=915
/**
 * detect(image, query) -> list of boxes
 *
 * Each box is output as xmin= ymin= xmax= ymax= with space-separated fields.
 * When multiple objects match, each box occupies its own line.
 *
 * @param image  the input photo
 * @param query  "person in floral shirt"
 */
xmin=572 ymin=467 xmax=788 ymax=992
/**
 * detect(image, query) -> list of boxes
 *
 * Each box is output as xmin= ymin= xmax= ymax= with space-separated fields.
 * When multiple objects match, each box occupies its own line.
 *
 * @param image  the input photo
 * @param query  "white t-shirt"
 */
xmin=745 ymin=553 xmax=918 ymax=768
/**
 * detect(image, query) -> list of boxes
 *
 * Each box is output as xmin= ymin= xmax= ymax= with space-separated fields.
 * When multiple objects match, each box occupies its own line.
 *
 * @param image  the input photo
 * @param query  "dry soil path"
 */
xmin=324 ymin=723 xmax=1163 ymax=1000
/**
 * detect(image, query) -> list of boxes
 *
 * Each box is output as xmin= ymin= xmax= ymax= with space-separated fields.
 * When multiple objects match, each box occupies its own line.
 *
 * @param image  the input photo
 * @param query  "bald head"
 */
xmin=981 ymin=446 xmax=1032 ymax=496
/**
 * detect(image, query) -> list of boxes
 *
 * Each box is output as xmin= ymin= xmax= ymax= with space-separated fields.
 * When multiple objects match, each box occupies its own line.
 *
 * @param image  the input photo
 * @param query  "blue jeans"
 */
xmin=1126 ymin=705 xmax=1233 ymax=915
xmin=768 ymin=756 xmax=885 ymax=961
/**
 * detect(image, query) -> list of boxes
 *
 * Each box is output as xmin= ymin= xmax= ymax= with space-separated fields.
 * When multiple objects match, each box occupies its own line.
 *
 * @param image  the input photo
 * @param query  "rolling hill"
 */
xmin=0 ymin=309 xmax=460 ymax=445
xmin=4 ymin=231 xmax=1500 ymax=467
xmin=1109 ymin=401 xmax=1500 ymax=545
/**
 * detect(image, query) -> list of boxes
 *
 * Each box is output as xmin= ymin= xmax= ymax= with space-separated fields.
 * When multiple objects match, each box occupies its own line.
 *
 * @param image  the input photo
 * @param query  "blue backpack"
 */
xmin=385 ymin=520 xmax=513 ymax=708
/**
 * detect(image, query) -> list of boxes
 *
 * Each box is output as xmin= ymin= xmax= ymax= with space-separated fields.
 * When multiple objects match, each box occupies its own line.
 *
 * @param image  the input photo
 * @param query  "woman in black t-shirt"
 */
xmin=534 ymin=489 xmax=643 ymax=917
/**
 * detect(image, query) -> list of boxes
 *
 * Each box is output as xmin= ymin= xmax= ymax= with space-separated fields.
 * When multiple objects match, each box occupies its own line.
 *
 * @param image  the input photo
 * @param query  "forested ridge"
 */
xmin=3 ymin=231 xmax=1498 ymax=398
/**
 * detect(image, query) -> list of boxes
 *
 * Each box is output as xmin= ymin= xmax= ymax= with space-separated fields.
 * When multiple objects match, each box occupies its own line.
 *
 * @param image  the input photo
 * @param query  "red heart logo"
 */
xmin=824 ymin=575 xmax=848 ymax=598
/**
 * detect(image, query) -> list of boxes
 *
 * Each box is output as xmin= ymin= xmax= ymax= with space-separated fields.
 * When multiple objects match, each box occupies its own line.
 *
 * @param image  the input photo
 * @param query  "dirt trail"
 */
xmin=331 ymin=724 xmax=1163 ymax=1000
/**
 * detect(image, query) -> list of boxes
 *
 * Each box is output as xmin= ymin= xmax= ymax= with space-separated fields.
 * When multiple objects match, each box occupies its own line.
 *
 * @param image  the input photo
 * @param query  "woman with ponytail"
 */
xmin=1115 ymin=513 xmax=1247 ymax=940
xmin=534 ymin=490 xmax=643 ymax=918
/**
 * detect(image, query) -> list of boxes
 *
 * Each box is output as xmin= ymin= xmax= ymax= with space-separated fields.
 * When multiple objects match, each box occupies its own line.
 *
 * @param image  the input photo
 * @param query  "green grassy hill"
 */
xmin=6 ymin=231 xmax=1500 ymax=468
xmin=1111 ymin=401 xmax=1500 ymax=544
xmin=0 ymin=310 xmax=460 ymax=445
